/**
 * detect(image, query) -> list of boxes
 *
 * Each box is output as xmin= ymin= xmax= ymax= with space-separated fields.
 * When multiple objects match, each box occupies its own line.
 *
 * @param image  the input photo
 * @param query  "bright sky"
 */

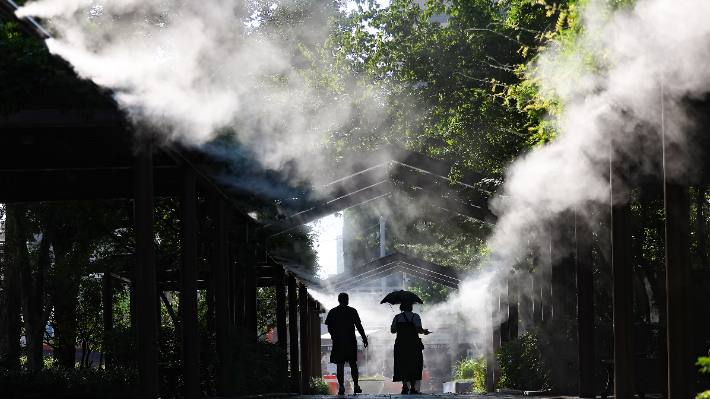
xmin=309 ymin=213 xmax=344 ymax=279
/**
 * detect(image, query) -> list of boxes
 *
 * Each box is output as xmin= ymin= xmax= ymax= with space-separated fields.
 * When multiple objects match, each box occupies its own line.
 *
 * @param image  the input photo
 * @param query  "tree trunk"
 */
xmin=15 ymin=206 xmax=56 ymax=371
xmin=0 ymin=204 xmax=23 ymax=369
xmin=52 ymin=285 xmax=79 ymax=368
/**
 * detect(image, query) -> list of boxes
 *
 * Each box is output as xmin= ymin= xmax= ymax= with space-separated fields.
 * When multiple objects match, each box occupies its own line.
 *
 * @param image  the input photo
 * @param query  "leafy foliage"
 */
xmin=310 ymin=376 xmax=334 ymax=395
xmin=496 ymin=331 xmax=551 ymax=390
xmin=452 ymin=356 xmax=486 ymax=392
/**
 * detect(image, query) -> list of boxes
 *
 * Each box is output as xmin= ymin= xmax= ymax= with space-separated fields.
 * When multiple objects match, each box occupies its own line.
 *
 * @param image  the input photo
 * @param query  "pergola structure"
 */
xmin=0 ymin=2 xmax=702 ymax=399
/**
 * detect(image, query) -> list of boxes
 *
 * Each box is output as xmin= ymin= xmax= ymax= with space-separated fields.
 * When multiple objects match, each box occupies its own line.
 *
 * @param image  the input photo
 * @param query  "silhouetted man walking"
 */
xmin=325 ymin=292 xmax=368 ymax=395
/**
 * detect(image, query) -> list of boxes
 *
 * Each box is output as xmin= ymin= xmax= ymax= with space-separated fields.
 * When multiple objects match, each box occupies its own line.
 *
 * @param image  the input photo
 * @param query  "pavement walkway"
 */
xmin=288 ymin=393 xmax=577 ymax=399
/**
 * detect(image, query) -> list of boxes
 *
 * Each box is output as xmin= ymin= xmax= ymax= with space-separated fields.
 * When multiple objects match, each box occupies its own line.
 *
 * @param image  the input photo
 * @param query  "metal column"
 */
xmin=214 ymin=197 xmax=231 ymax=396
xmin=134 ymin=140 xmax=159 ymax=399
xmin=180 ymin=166 xmax=200 ymax=399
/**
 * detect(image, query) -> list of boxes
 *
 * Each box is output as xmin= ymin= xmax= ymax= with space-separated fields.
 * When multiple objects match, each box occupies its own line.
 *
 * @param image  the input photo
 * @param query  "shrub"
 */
xmin=697 ymin=357 xmax=710 ymax=399
xmin=496 ymin=332 xmax=552 ymax=390
xmin=310 ymin=377 xmax=333 ymax=395
xmin=229 ymin=328 xmax=289 ymax=396
xmin=452 ymin=356 xmax=486 ymax=392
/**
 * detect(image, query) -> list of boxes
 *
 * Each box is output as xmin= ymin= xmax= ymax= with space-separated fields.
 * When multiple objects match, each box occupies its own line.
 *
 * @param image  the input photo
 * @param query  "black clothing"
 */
xmin=325 ymin=305 xmax=362 ymax=364
xmin=392 ymin=312 xmax=424 ymax=382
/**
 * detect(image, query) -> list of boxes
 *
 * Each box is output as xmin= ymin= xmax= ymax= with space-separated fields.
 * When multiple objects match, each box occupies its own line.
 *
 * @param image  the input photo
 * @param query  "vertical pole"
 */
xmin=485 ymin=288 xmax=495 ymax=392
xmin=662 ymin=88 xmax=693 ymax=399
xmin=540 ymin=217 xmax=553 ymax=323
xmin=299 ymin=284 xmax=311 ymax=394
xmin=276 ymin=267 xmax=287 ymax=350
xmin=214 ymin=197 xmax=231 ymax=396
xmin=134 ymin=140 xmax=159 ymax=399
xmin=380 ymin=216 xmax=386 ymax=258
xmin=499 ymin=275 xmax=509 ymax=344
xmin=520 ymin=271 xmax=533 ymax=335
xmin=245 ymin=227 xmax=258 ymax=335
xmin=288 ymin=274 xmax=300 ymax=393
xmin=310 ymin=303 xmax=321 ymax=379
xmin=532 ymin=268 xmax=543 ymax=325
xmin=576 ymin=207 xmax=596 ymax=398
xmin=508 ymin=272 xmax=519 ymax=340
xmin=229 ymin=246 xmax=236 ymax=325
xmin=180 ymin=167 xmax=200 ymax=399
xmin=380 ymin=216 xmax=387 ymax=294
xmin=550 ymin=212 xmax=576 ymax=393
xmin=491 ymin=278 xmax=502 ymax=389
xmin=245 ymin=263 xmax=257 ymax=334
xmin=102 ymin=272 xmax=113 ymax=369
xmin=611 ymin=145 xmax=635 ymax=399
xmin=234 ymin=214 xmax=247 ymax=329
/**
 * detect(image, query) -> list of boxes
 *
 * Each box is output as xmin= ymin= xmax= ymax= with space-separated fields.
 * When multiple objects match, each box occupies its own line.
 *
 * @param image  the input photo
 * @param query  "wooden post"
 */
xmin=134 ymin=140 xmax=159 ymax=399
xmin=288 ymin=274 xmax=300 ymax=393
xmin=508 ymin=272 xmax=519 ymax=340
xmin=662 ymin=96 xmax=693 ymax=399
xmin=299 ymin=284 xmax=311 ymax=394
xmin=180 ymin=167 xmax=200 ymax=399
xmin=214 ymin=197 xmax=231 ymax=396
xmin=309 ymin=301 xmax=321 ymax=379
xmin=233 ymin=214 xmax=247 ymax=329
xmin=499 ymin=275 xmax=509 ymax=345
xmin=276 ymin=267 xmax=287 ymax=350
xmin=102 ymin=272 xmax=113 ymax=369
xmin=491 ymin=276 xmax=502 ymax=389
xmin=532 ymin=268 xmax=543 ymax=325
xmin=245 ymin=263 xmax=257 ymax=334
xmin=611 ymin=147 xmax=635 ymax=399
xmin=550 ymin=211 xmax=577 ymax=393
xmin=541 ymin=218 xmax=553 ymax=323
xmin=520 ymin=271 xmax=533 ymax=335
xmin=576 ymin=207 xmax=595 ymax=398
xmin=485 ymin=288 xmax=495 ymax=392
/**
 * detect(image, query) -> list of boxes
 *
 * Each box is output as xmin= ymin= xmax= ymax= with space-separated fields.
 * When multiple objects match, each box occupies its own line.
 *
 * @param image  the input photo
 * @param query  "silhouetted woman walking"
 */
xmin=391 ymin=301 xmax=430 ymax=394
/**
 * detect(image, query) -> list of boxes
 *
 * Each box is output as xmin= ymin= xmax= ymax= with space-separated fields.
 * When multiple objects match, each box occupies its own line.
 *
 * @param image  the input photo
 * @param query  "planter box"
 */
xmin=358 ymin=380 xmax=385 ymax=394
xmin=443 ymin=382 xmax=473 ymax=393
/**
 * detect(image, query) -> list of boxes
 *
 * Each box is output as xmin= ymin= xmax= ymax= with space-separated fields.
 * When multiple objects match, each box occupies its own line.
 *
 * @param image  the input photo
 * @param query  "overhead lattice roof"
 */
xmin=323 ymin=252 xmax=466 ymax=291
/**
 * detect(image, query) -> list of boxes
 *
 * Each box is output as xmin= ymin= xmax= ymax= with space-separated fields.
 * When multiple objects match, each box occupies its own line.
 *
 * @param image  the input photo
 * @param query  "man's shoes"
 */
xmin=409 ymin=388 xmax=420 ymax=394
xmin=353 ymin=385 xmax=362 ymax=394
xmin=401 ymin=386 xmax=410 ymax=394
xmin=338 ymin=386 xmax=345 ymax=395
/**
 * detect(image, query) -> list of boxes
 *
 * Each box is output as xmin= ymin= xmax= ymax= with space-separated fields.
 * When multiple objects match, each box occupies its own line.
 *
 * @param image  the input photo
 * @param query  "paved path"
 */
xmin=289 ymin=393 xmax=575 ymax=399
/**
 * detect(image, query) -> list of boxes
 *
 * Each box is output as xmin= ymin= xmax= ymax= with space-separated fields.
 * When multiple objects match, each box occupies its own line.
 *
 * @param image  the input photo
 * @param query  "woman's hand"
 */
xmin=422 ymin=329 xmax=431 ymax=335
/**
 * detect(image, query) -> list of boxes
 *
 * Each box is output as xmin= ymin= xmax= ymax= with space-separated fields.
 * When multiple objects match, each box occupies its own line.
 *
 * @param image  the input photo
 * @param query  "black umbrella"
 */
xmin=380 ymin=290 xmax=423 ymax=305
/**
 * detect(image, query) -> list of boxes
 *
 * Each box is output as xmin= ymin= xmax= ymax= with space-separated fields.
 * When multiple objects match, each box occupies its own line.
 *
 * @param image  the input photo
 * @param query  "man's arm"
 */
xmin=355 ymin=322 xmax=368 ymax=347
